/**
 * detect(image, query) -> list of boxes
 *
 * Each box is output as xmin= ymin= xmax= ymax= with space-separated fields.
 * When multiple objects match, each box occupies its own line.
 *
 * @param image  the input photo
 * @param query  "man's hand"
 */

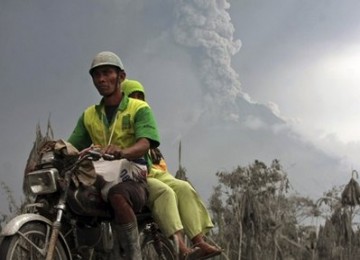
xmin=102 ymin=144 xmax=123 ymax=159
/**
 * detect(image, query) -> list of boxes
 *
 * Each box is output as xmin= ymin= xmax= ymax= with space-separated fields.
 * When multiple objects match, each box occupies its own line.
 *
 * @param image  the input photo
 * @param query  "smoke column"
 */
xmin=173 ymin=0 xmax=244 ymax=120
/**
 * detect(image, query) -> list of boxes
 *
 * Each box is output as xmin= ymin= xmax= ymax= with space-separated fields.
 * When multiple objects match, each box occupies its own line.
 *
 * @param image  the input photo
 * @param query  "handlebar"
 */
xmin=66 ymin=149 xmax=115 ymax=170
xmin=62 ymin=149 xmax=115 ymax=174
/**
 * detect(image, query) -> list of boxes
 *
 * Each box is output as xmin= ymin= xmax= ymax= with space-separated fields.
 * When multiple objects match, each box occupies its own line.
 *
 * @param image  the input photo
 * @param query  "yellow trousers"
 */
xmin=146 ymin=171 xmax=214 ymax=239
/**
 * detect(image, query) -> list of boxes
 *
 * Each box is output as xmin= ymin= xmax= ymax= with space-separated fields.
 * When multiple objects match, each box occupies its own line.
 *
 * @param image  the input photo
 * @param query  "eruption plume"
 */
xmin=173 ymin=0 xmax=244 ymax=120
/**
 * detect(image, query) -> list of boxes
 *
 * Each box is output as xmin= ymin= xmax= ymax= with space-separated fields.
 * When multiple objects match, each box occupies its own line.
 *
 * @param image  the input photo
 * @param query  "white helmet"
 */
xmin=89 ymin=51 xmax=124 ymax=74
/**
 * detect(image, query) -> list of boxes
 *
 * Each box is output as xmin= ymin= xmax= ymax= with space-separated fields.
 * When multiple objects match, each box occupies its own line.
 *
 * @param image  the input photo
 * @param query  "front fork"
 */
xmin=45 ymin=203 xmax=66 ymax=260
xmin=46 ymin=170 xmax=71 ymax=260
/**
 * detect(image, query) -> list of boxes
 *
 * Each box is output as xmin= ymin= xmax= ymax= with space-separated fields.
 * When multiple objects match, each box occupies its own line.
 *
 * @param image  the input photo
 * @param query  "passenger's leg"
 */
xmin=155 ymin=172 xmax=214 ymax=238
xmin=156 ymin=173 xmax=222 ymax=259
xmin=147 ymin=177 xmax=200 ymax=258
xmin=147 ymin=178 xmax=183 ymax=236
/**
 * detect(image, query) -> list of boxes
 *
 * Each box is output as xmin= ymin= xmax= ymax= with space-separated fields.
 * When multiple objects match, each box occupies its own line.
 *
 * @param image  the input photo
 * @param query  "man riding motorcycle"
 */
xmin=68 ymin=51 xmax=160 ymax=259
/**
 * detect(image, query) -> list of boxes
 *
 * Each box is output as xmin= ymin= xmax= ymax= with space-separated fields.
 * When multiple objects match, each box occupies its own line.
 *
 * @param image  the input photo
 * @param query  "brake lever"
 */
xmin=87 ymin=150 xmax=102 ymax=161
xmin=86 ymin=149 xmax=116 ymax=161
xmin=102 ymin=153 xmax=115 ymax=160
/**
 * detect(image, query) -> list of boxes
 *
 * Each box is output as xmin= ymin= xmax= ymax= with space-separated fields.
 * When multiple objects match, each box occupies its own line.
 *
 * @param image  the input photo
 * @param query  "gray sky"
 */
xmin=1 ymin=0 xmax=360 ymax=214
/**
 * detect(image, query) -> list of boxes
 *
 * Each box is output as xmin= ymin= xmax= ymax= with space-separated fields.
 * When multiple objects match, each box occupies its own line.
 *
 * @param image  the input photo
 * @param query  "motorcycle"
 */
xmin=0 ymin=140 xmax=177 ymax=259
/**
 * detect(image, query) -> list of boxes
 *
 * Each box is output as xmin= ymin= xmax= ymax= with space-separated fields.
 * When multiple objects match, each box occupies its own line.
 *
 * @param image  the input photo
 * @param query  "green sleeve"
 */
xmin=67 ymin=113 xmax=92 ymax=151
xmin=134 ymin=107 xmax=160 ymax=148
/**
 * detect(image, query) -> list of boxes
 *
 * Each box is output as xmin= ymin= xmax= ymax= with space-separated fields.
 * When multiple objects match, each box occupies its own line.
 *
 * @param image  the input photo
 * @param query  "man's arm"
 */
xmin=134 ymin=106 xmax=160 ymax=148
xmin=103 ymin=138 xmax=150 ymax=160
xmin=68 ymin=113 xmax=92 ymax=151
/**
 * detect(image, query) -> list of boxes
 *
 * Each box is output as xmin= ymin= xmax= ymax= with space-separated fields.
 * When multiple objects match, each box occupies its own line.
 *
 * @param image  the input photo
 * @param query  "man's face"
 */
xmin=129 ymin=91 xmax=145 ymax=101
xmin=91 ymin=66 xmax=124 ymax=97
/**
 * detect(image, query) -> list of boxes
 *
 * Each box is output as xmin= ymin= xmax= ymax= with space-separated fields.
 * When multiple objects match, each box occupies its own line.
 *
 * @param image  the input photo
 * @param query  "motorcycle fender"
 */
xmin=1 ymin=213 xmax=53 ymax=236
xmin=0 ymin=213 xmax=72 ymax=259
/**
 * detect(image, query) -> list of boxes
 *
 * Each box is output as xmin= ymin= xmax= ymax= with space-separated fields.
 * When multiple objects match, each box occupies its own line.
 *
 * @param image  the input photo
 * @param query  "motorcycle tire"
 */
xmin=141 ymin=231 xmax=177 ymax=260
xmin=0 ymin=221 xmax=68 ymax=260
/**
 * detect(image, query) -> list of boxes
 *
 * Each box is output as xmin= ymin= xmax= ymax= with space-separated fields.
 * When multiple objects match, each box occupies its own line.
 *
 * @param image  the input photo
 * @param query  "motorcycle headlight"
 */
xmin=26 ymin=168 xmax=58 ymax=195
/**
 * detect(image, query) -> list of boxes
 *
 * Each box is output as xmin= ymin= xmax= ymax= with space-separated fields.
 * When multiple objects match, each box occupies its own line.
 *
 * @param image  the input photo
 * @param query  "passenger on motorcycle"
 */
xmin=68 ymin=51 xmax=160 ymax=260
xmin=122 ymin=79 xmax=223 ymax=260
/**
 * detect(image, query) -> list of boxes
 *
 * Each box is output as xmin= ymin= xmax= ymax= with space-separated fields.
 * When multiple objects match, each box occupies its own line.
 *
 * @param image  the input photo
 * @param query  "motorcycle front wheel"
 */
xmin=0 ymin=222 xmax=68 ymax=260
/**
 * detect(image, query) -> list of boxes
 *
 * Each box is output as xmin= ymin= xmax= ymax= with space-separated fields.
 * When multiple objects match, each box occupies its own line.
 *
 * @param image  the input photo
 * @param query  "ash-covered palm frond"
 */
xmin=23 ymin=119 xmax=55 ymax=195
